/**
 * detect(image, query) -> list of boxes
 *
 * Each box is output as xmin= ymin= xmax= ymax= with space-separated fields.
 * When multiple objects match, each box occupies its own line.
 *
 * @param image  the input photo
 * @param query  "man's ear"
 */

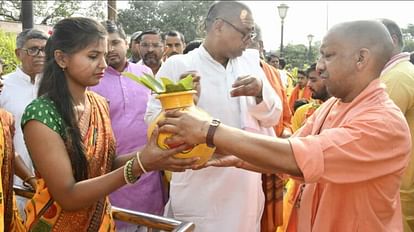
xmin=54 ymin=50 xmax=67 ymax=69
xmin=214 ymin=18 xmax=224 ymax=33
xmin=390 ymin=33 xmax=399 ymax=48
xmin=356 ymin=48 xmax=370 ymax=70
xmin=15 ymin=48 xmax=22 ymax=61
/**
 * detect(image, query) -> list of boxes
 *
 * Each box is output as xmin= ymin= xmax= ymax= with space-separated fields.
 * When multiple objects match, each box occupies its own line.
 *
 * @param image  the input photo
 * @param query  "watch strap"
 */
xmin=206 ymin=119 xmax=221 ymax=147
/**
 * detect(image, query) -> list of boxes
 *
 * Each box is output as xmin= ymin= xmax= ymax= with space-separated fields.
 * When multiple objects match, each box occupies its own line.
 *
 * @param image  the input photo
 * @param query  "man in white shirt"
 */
xmin=145 ymin=2 xmax=282 ymax=231
xmin=0 ymin=28 xmax=48 ymax=216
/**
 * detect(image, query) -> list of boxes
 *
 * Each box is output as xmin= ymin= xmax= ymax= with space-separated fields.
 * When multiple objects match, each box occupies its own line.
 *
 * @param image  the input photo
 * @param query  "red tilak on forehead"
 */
xmin=239 ymin=9 xmax=254 ymax=28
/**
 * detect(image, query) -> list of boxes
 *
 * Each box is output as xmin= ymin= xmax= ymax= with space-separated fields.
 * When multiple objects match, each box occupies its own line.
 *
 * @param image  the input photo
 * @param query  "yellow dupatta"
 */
xmin=25 ymin=92 xmax=116 ymax=232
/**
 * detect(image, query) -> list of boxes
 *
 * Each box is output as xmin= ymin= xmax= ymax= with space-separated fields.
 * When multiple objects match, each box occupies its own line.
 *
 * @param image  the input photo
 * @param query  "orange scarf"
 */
xmin=260 ymin=61 xmax=289 ymax=231
xmin=260 ymin=60 xmax=292 ymax=137
xmin=288 ymin=85 xmax=312 ymax=113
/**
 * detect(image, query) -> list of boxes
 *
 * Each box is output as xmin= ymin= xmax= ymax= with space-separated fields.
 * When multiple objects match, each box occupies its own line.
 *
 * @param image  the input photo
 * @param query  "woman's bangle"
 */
xmin=136 ymin=152 xmax=148 ymax=174
xmin=23 ymin=175 xmax=36 ymax=189
xmin=124 ymin=158 xmax=139 ymax=185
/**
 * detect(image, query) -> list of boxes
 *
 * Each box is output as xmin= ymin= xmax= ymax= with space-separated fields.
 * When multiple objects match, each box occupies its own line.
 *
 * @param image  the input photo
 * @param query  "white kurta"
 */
xmin=0 ymin=67 xmax=41 ymax=215
xmin=145 ymin=46 xmax=282 ymax=232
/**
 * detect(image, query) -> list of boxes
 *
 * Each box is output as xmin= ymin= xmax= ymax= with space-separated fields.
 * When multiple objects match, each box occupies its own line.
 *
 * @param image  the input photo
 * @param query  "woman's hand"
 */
xmin=139 ymin=126 xmax=200 ymax=173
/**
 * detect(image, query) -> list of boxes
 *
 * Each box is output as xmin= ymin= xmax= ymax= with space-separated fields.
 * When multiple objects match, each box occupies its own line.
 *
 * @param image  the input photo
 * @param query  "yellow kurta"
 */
xmin=381 ymin=58 xmax=414 ymax=232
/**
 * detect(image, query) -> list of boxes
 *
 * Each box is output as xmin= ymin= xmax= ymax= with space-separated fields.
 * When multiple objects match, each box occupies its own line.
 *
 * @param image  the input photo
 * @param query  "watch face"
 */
xmin=211 ymin=119 xmax=220 ymax=126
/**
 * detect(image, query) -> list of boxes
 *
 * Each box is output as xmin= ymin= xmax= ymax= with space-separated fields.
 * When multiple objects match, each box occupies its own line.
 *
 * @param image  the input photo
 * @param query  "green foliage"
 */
xmin=0 ymin=0 xmax=105 ymax=25
xmin=118 ymin=1 xmax=214 ymax=42
xmin=403 ymin=40 xmax=414 ymax=52
xmin=0 ymin=0 xmax=20 ymax=21
xmin=0 ymin=30 xmax=19 ymax=75
xmin=122 ymin=72 xmax=193 ymax=94
xmin=402 ymin=24 xmax=414 ymax=38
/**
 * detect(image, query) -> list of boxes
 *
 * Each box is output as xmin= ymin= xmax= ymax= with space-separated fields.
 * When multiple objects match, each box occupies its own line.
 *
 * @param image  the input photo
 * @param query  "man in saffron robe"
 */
xmin=160 ymin=20 xmax=411 ymax=232
xmin=288 ymin=70 xmax=312 ymax=114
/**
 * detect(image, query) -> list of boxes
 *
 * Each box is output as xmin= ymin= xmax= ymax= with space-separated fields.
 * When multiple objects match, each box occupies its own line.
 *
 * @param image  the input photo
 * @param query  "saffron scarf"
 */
xmin=260 ymin=60 xmax=287 ymax=231
xmin=288 ymin=85 xmax=312 ymax=114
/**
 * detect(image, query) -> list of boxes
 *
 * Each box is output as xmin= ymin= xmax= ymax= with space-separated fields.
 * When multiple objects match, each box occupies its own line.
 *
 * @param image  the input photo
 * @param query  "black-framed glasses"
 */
xmin=217 ymin=18 xmax=256 ymax=42
xmin=140 ymin=42 xmax=163 ymax=49
xmin=21 ymin=47 xmax=45 ymax=56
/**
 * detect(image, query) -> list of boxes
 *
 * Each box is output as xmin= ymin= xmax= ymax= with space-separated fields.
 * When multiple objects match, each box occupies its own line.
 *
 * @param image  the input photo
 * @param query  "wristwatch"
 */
xmin=206 ymin=119 xmax=221 ymax=148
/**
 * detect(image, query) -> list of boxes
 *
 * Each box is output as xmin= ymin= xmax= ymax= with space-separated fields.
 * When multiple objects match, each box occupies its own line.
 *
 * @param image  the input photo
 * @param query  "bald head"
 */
xmin=327 ymin=20 xmax=394 ymax=71
xmin=205 ymin=1 xmax=252 ymax=31
xmin=317 ymin=20 xmax=394 ymax=102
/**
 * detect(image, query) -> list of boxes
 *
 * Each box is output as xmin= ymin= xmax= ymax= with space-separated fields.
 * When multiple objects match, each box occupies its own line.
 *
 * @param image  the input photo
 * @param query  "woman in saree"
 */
xmin=21 ymin=17 xmax=198 ymax=232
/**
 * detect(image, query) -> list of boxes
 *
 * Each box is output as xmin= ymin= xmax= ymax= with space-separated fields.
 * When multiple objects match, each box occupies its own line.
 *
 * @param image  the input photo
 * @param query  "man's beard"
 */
xmin=168 ymin=52 xmax=179 ymax=57
xmin=312 ymin=89 xmax=329 ymax=101
xmin=143 ymin=52 xmax=161 ymax=66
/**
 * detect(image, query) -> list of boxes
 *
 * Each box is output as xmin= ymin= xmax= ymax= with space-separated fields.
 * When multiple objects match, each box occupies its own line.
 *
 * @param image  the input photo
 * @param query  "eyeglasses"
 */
xmin=217 ymin=18 xmax=257 ymax=42
xmin=140 ymin=43 xmax=163 ymax=49
xmin=22 ymin=47 xmax=45 ymax=56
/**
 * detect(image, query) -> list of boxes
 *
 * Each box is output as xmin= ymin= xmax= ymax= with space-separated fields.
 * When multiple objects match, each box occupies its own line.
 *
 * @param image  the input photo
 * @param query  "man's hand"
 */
xmin=230 ymin=75 xmax=263 ymax=103
xmin=204 ymin=154 xmax=244 ymax=168
xmin=180 ymin=71 xmax=201 ymax=104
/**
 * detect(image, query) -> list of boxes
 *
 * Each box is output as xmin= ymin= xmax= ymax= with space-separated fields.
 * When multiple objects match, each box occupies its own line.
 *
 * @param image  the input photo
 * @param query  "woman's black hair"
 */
xmin=38 ymin=17 xmax=107 ymax=181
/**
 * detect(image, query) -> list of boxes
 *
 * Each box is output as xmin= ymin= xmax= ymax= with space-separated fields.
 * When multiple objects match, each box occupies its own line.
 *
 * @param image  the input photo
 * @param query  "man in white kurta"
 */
xmin=145 ymin=2 xmax=282 ymax=231
xmin=0 ymin=28 xmax=48 ymax=216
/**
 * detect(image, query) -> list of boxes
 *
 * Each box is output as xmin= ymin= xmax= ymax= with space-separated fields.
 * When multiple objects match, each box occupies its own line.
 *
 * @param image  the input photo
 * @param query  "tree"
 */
xmin=34 ymin=0 xmax=81 ymax=25
xmin=0 ymin=0 xmax=105 ymax=25
xmin=118 ymin=1 xmax=213 ymax=42
xmin=0 ymin=0 xmax=21 ymax=21
xmin=402 ymin=24 xmax=414 ymax=38
xmin=402 ymin=24 xmax=414 ymax=52
xmin=0 ymin=30 xmax=19 ymax=75
xmin=278 ymin=43 xmax=318 ymax=69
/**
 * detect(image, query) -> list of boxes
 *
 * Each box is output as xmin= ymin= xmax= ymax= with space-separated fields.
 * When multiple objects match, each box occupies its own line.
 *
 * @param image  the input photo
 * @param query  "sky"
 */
xmin=243 ymin=1 xmax=414 ymax=51
xmin=117 ymin=1 xmax=414 ymax=52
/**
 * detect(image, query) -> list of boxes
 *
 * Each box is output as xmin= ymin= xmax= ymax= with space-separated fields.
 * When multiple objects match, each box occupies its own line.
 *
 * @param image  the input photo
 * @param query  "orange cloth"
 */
xmin=287 ymin=79 xmax=411 ymax=231
xmin=259 ymin=60 xmax=291 ymax=232
xmin=261 ymin=60 xmax=292 ymax=137
xmin=0 ymin=109 xmax=25 ymax=231
xmin=288 ymin=85 xmax=312 ymax=113
xmin=278 ymin=100 xmax=322 ymax=232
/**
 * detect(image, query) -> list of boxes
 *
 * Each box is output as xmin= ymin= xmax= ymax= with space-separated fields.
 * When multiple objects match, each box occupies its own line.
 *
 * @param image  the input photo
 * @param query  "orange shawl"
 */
xmin=260 ymin=60 xmax=292 ymax=137
xmin=260 ymin=60 xmax=289 ymax=232
xmin=288 ymin=85 xmax=312 ymax=113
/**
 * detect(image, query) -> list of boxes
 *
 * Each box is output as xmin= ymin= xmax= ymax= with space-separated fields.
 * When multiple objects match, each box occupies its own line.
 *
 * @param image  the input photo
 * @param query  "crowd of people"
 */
xmin=0 ymin=1 xmax=413 ymax=232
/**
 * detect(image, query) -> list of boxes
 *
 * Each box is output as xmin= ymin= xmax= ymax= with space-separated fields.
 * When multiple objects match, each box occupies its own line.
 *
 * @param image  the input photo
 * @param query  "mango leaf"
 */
xmin=122 ymin=72 xmax=195 ymax=94
xmin=160 ymin=77 xmax=175 ymax=86
xmin=141 ymin=73 xmax=166 ymax=93
xmin=178 ymin=74 xmax=194 ymax=91
xmin=122 ymin=72 xmax=166 ymax=93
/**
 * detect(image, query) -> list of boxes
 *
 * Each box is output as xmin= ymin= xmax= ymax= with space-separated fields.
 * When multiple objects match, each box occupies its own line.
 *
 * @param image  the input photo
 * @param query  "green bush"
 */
xmin=0 ymin=30 xmax=19 ymax=75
